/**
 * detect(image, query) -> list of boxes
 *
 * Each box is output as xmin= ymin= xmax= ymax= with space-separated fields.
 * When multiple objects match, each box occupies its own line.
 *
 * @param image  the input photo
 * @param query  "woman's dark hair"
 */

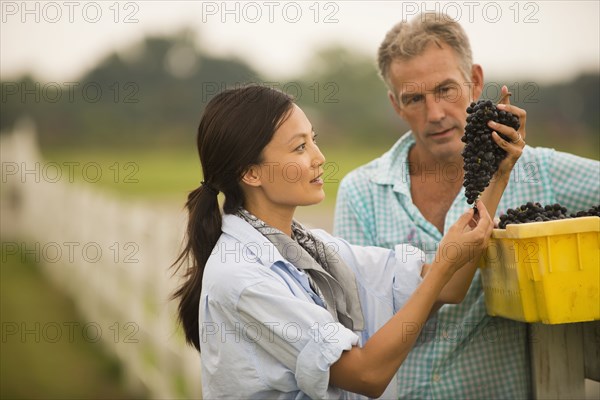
xmin=172 ymin=85 xmax=294 ymax=351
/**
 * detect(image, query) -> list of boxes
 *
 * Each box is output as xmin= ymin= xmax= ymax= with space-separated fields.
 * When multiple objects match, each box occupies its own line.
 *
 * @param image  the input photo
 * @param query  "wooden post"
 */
xmin=583 ymin=321 xmax=600 ymax=381
xmin=529 ymin=323 xmax=585 ymax=399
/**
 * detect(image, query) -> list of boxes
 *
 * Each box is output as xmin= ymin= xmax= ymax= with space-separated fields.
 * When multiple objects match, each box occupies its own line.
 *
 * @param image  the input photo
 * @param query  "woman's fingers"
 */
xmin=472 ymin=201 xmax=492 ymax=232
xmin=455 ymin=207 xmax=476 ymax=228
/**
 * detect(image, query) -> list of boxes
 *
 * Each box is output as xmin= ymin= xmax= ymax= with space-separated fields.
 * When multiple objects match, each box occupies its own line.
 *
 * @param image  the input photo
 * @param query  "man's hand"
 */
xmin=488 ymin=85 xmax=527 ymax=176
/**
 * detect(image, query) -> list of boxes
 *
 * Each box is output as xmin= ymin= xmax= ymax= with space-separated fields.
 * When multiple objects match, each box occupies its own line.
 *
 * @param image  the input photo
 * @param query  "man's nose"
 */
xmin=425 ymin=94 xmax=446 ymax=122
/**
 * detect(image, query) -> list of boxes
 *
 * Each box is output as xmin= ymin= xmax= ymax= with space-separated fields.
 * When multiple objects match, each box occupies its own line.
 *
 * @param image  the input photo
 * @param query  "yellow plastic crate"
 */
xmin=481 ymin=216 xmax=600 ymax=324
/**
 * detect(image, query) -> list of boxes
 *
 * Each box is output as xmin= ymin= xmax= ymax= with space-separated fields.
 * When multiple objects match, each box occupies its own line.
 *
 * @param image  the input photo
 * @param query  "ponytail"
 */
xmin=172 ymin=183 xmax=221 ymax=351
xmin=171 ymin=85 xmax=294 ymax=352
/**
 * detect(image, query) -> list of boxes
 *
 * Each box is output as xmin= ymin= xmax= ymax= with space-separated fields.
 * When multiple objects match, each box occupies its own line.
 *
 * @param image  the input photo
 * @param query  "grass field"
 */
xmin=0 ymin=242 xmax=138 ymax=399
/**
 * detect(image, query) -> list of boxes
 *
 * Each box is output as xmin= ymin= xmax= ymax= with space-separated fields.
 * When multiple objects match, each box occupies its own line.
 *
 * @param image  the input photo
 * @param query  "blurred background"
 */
xmin=1 ymin=1 xmax=598 ymax=398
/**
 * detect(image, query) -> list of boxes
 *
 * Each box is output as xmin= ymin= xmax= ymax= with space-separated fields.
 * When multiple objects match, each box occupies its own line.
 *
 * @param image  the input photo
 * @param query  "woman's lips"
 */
xmin=310 ymin=176 xmax=324 ymax=184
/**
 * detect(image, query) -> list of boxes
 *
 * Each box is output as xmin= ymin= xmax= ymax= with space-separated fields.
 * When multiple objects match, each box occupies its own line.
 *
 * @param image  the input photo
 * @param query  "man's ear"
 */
xmin=388 ymin=90 xmax=404 ymax=118
xmin=241 ymin=165 xmax=262 ymax=187
xmin=470 ymin=64 xmax=484 ymax=101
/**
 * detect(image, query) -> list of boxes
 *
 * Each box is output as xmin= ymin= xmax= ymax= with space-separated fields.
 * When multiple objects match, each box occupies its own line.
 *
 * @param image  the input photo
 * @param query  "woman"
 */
xmin=172 ymin=85 xmax=521 ymax=399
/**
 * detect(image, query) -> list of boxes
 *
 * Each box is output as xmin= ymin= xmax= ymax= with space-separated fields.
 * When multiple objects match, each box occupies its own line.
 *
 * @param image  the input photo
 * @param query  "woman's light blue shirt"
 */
xmin=199 ymin=213 xmax=425 ymax=399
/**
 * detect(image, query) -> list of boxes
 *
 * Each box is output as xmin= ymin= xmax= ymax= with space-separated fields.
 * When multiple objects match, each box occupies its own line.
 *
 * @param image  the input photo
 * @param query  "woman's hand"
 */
xmin=432 ymin=200 xmax=493 ymax=280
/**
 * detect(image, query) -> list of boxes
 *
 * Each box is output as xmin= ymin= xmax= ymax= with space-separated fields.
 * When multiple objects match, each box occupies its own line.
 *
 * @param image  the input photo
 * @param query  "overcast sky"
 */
xmin=1 ymin=1 xmax=599 ymax=83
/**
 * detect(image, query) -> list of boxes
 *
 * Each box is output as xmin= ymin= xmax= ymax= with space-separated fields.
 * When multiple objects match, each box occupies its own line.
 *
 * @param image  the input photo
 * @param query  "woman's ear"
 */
xmin=241 ymin=165 xmax=262 ymax=187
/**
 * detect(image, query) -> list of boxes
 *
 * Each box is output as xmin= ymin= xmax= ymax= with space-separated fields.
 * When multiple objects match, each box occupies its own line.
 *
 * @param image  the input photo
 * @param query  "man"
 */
xmin=333 ymin=13 xmax=600 ymax=399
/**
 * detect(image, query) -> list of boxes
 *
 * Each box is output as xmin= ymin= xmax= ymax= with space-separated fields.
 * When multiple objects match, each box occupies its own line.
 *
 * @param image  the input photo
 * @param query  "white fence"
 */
xmin=0 ymin=121 xmax=202 ymax=399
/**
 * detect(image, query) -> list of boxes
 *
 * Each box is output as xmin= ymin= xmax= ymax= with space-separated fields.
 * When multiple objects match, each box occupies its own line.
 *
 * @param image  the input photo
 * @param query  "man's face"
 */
xmin=388 ymin=42 xmax=483 ymax=162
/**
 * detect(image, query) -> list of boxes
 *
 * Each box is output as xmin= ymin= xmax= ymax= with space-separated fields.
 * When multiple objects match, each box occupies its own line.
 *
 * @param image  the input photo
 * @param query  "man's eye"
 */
xmin=437 ymin=85 xmax=459 ymax=100
xmin=405 ymin=95 xmax=424 ymax=105
xmin=296 ymin=143 xmax=306 ymax=151
xmin=440 ymin=85 xmax=458 ymax=94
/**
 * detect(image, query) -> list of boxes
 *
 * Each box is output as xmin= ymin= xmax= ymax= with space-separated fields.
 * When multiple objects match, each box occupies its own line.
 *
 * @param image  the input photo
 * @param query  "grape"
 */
xmin=462 ymin=99 xmax=520 ymax=205
xmin=498 ymin=203 xmax=600 ymax=228
xmin=569 ymin=205 xmax=600 ymax=218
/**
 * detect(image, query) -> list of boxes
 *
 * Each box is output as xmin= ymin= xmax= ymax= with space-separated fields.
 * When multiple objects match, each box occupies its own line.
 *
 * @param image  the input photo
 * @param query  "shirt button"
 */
xmin=442 ymin=330 xmax=448 ymax=339
xmin=433 ymin=374 xmax=441 ymax=382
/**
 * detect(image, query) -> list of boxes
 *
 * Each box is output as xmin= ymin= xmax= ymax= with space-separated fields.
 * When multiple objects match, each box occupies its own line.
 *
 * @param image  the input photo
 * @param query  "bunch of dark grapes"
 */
xmin=570 ymin=205 xmax=600 ymax=218
xmin=462 ymin=99 xmax=520 ymax=205
xmin=498 ymin=202 xmax=600 ymax=228
xmin=499 ymin=202 xmax=567 ymax=228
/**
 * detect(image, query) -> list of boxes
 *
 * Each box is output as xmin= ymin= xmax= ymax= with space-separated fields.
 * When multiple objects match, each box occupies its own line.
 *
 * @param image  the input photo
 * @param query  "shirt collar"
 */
xmin=371 ymin=131 xmax=415 ymax=196
xmin=221 ymin=213 xmax=288 ymax=266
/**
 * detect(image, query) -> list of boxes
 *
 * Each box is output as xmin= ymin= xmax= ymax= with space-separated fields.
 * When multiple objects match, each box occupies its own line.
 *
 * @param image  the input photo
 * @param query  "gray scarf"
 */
xmin=236 ymin=208 xmax=364 ymax=332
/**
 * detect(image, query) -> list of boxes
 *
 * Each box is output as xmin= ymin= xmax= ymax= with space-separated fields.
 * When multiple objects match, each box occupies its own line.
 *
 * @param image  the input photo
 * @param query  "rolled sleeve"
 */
xmin=296 ymin=322 xmax=359 ymax=399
